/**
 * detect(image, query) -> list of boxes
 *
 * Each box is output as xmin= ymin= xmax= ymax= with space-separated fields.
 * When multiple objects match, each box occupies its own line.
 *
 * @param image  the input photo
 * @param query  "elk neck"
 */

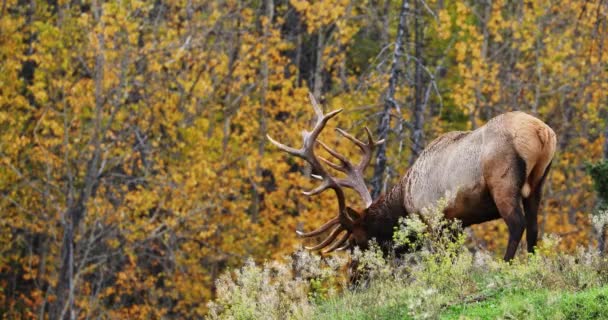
xmin=361 ymin=180 xmax=408 ymax=246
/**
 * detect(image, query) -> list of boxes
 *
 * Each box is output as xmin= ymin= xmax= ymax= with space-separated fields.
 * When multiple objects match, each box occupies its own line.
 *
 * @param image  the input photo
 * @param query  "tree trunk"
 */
xmin=20 ymin=0 xmax=37 ymax=108
xmin=251 ymin=0 xmax=274 ymax=221
xmin=371 ymin=0 xmax=409 ymax=198
xmin=409 ymin=0 xmax=425 ymax=165
xmin=604 ymin=121 xmax=608 ymax=160
xmin=602 ymin=110 xmax=608 ymax=254
xmin=313 ymin=30 xmax=325 ymax=101
xmin=52 ymin=2 xmax=105 ymax=318
xmin=295 ymin=21 xmax=303 ymax=87
xmin=52 ymin=204 xmax=80 ymax=320
xmin=380 ymin=0 xmax=390 ymax=46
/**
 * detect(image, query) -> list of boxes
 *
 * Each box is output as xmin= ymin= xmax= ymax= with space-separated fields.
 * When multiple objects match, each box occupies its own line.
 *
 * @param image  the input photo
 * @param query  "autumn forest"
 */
xmin=0 ymin=0 xmax=607 ymax=318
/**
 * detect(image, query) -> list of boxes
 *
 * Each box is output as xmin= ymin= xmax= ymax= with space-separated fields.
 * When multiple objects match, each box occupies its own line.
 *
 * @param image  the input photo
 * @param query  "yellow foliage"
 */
xmin=0 ymin=0 xmax=606 ymax=317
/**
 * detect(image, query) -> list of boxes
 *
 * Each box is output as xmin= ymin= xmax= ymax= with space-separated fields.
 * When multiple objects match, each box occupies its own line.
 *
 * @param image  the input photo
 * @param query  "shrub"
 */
xmin=207 ymin=249 xmax=347 ymax=319
xmin=587 ymin=160 xmax=608 ymax=210
xmin=209 ymin=197 xmax=608 ymax=319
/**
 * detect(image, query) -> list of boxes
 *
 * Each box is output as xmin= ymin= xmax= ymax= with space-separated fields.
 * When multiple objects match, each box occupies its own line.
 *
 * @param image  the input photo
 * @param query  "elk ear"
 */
xmin=345 ymin=207 xmax=361 ymax=220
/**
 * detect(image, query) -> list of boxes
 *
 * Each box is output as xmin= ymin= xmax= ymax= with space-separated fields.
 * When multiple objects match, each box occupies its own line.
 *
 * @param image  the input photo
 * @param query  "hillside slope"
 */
xmin=209 ymin=205 xmax=608 ymax=319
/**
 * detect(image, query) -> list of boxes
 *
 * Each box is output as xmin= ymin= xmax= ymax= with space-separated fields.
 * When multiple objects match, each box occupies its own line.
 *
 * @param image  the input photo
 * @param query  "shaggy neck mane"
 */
xmin=368 ymin=183 xmax=405 ymax=218
xmin=363 ymin=182 xmax=407 ymax=245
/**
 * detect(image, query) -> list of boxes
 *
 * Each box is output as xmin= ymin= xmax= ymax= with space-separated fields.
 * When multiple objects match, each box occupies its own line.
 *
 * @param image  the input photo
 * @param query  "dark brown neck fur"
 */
xmin=362 ymin=182 xmax=407 ymax=248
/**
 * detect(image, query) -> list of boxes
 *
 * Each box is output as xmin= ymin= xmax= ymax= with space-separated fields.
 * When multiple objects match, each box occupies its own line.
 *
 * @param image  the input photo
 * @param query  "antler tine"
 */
xmin=317 ymin=140 xmax=351 ymax=169
xmin=365 ymin=127 xmax=386 ymax=146
xmin=335 ymin=127 xmax=384 ymax=171
xmin=302 ymin=179 xmax=333 ymax=196
xmin=311 ymin=174 xmax=323 ymax=181
xmin=322 ymin=232 xmax=351 ymax=254
xmin=307 ymin=109 xmax=342 ymax=146
xmin=360 ymin=127 xmax=385 ymax=170
xmin=318 ymin=156 xmax=344 ymax=172
xmin=335 ymin=128 xmax=366 ymax=150
xmin=309 ymin=92 xmax=324 ymax=120
xmin=296 ymin=217 xmax=339 ymax=237
xmin=335 ymin=240 xmax=352 ymax=251
xmin=266 ymin=135 xmax=304 ymax=158
xmin=305 ymin=226 xmax=345 ymax=251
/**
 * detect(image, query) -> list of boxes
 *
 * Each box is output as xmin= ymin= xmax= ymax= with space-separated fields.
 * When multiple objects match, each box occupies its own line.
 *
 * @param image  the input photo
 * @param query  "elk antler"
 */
xmin=267 ymin=93 xmax=383 ymax=253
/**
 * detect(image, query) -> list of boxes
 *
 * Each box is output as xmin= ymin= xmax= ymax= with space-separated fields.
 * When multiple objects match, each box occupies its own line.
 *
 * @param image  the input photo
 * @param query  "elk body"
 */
xmin=268 ymin=94 xmax=556 ymax=261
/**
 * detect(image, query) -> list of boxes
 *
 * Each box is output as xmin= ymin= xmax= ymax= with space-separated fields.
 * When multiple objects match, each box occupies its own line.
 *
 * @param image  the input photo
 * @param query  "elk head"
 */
xmin=267 ymin=93 xmax=383 ymax=253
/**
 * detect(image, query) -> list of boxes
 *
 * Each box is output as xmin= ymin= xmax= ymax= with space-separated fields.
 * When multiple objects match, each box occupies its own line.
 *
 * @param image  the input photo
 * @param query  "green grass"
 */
xmin=442 ymin=286 xmax=608 ymax=320
xmin=312 ymin=285 xmax=608 ymax=320
xmin=312 ymin=282 xmax=414 ymax=319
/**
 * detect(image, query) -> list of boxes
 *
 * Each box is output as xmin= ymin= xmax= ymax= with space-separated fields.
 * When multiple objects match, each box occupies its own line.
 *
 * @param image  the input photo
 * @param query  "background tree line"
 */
xmin=0 ymin=0 xmax=606 ymax=317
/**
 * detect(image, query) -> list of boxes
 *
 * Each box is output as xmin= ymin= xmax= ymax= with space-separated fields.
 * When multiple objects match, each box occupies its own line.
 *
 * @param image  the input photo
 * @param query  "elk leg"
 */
xmin=499 ymin=198 xmax=526 ymax=261
xmin=523 ymin=191 xmax=540 ymax=253
xmin=523 ymin=162 xmax=551 ymax=253
xmin=486 ymin=156 xmax=527 ymax=261
xmin=489 ymin=180 xmax=525 ymax=261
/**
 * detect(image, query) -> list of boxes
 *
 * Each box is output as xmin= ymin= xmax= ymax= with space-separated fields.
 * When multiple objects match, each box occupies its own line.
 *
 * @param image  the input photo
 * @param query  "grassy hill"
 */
xmin=314 ymin=285 xmax=608 ymax=319
xmin=315 ymin=267 xmax=608 ymax=320
xmin=208 ymin=205 xmax=608 ymax=319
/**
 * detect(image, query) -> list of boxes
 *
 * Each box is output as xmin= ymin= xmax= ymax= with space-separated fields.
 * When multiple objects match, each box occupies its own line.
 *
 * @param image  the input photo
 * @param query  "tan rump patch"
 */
xmin=521 ymin=183 xmax=531 ymax=198
xmin=508 ymin=112 xmax=556 ymax=193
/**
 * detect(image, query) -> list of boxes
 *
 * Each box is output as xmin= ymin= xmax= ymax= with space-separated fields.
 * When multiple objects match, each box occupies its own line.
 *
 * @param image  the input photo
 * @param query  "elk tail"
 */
xmin=521 ymin=125 xmax=556 ymax=198
xmin=521 ymin=183 xmax=531 ymax=198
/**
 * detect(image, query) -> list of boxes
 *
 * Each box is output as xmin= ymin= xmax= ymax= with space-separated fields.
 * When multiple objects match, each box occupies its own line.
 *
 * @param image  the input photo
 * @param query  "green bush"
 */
xmin=587 ymin=160 xmax=608 ymax=210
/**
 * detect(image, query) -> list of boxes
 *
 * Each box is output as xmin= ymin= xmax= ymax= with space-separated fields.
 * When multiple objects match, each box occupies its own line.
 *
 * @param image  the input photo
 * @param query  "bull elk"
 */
xmin=268 ymin=94 xmax=556 ymax=261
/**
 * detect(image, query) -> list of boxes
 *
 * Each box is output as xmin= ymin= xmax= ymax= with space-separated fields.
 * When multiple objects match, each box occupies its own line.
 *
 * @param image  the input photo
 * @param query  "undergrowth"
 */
xmin=208 ymin=198 xmax=608 ymax=319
